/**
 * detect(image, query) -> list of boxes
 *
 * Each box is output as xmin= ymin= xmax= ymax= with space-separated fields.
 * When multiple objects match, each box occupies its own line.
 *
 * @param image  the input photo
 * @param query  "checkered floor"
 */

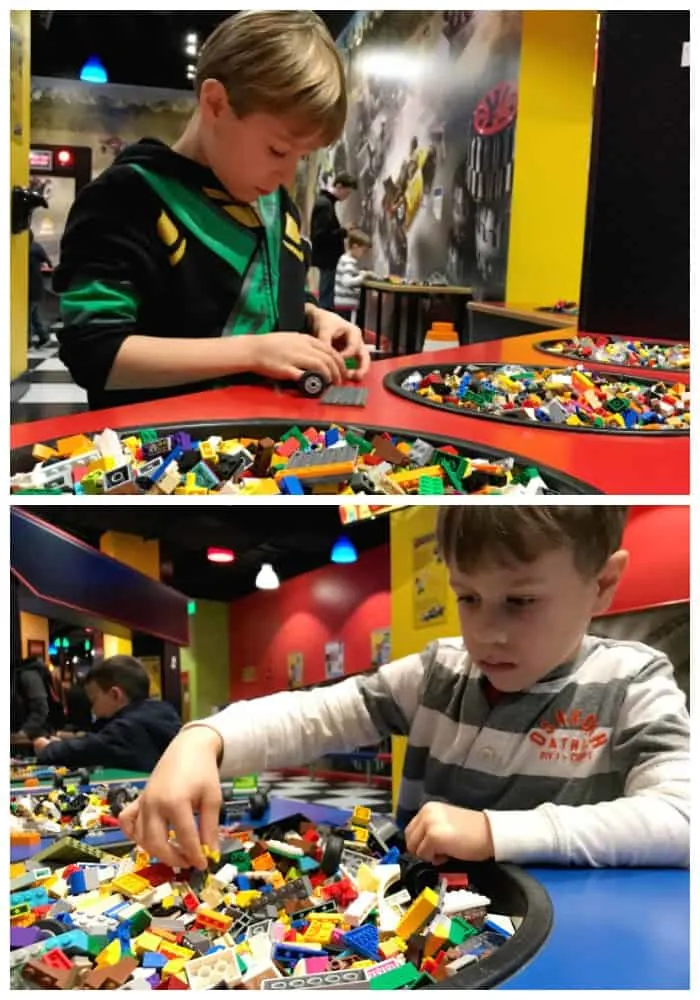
xmin=258 ymin=771 xmax=393 ymax=814
xmin=12 ymin=340 xmax=88 ymax=425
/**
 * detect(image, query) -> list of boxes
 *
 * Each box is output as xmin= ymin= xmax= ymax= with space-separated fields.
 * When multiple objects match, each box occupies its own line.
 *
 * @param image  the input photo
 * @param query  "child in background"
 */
xmin=34 ymin=655 xmax=181 ymax=771
xmin=333 ymin=230 xmax=375 ymax=323
xmin=120 ymin=507 xmax=689 ymax=872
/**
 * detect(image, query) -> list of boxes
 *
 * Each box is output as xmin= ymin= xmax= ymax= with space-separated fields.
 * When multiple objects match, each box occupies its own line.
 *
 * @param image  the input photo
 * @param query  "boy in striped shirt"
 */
xmin=121 ymin=507 xmax=689 ymax=871
xmin=333 ymin=230 xmax=375 ymax=322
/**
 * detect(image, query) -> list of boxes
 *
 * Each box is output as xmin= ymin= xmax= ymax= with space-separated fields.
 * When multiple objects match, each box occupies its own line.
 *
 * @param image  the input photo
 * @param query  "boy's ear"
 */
xmin=591 ymin=549 xmax=629 ymax=616
xmin=199 ymin=79 xmax=231 ymax=123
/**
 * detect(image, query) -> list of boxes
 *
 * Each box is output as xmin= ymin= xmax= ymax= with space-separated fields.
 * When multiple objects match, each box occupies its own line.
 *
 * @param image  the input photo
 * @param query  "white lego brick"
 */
xmin=210 ymin=864 xmax=237 ymax=888
xmin=185 ymin=948 xmax=241 ymax=989
xmin=242 ymin=961 xmax=283 ymax=989
xmin=442 ymin=890 xmax=491 ymax=917
xmin=385 ymin=888 xmax=411 ymax=907
xmin=344 ymin=890 xmax=377 ymax=927
xmin=445 ymin=953 xmax=478 ymax=975
xmin=486 ymin=913 xmax=515 ymax=937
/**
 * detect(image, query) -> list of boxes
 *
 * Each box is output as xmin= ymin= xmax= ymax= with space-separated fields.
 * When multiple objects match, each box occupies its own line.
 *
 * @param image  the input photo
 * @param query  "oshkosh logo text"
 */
xmin=528 ymin=709 xmax=608 ymax=763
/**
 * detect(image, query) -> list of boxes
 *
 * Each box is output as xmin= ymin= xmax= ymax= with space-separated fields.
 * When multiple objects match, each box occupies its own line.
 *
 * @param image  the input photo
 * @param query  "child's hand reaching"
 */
xmin=405 ymin=802 xmax=494 ymax=865
xmin=119 ymin=725 xmax=224 ymax=870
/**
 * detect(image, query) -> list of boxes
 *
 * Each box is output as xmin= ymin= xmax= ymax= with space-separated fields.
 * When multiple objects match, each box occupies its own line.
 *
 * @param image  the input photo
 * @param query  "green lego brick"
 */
xmin=418 ymin=475 xmax=444 ymax=495
xmin=87 ymin=934 xmax=109 ymax=957
xmin=448 ymin=916 xmax=479 ymax=945
xmin=32 ymin=836 xmax=105 ymax=865
xmin=345 ymin=430 xmax=373 ymax=455
xmin=221 ymin=849 xmax=251 ymax=872
xmin=369 ymin=962 xmax=421 ymax=990
xmin=140 ymin=428 xmax=158 ymax=443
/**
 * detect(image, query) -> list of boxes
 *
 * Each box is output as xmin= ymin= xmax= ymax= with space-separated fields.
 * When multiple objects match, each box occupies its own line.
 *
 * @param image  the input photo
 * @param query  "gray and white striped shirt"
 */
xmin=201 ymin=634 xmax=689 ymax=868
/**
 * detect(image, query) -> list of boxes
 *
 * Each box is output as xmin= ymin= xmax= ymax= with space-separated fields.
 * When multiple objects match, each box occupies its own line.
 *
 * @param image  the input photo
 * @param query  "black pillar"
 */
xmin=579 ymin=12 xmax=689 ymax=340
xmin=11 ymin=574 xmax=22 ymax=665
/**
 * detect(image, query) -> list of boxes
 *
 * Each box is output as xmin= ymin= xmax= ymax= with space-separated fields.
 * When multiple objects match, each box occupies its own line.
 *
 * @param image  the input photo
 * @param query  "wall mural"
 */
xmin=317 ymin=11 xmax=522 ymax=300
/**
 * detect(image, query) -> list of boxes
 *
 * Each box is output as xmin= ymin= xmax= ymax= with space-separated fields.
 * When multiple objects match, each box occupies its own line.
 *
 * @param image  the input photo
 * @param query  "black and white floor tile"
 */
xmin=12 ymin=341 xmax=88 ymax=425
xmin=258 ymin=771 xmax=393 ymax=814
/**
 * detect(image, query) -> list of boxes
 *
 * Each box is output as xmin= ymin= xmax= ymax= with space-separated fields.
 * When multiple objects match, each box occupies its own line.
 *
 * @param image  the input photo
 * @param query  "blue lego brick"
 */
xmin=191 ymin=460 xmax=220 ymax=489
xmin=325 ymin=427 xmax=340 ymax=447
xmin=142 ymin=952 xmax=168 ymax=969
xmin=624 ymin=409 xmax=640 ymax=427
xmin=237 ymin=876 xmax=251 ymax=891
xmin=68 ymin=870 xmax=87 ymax=894
xmin=298 ymin=855 xmax=319 ymax=873
xmin=36 ymin=929 xmax=89 ymax=957
xmin=10 ymin=887 xmax=49 ymax=909
xmin=378 ymin=847 xmax=400 ymax=865
xmin=279 ymin=475 xmax=305 ymax=495
xmin=150 ymin=447 xmax=184 ymax=482
xmin=342 ymin=924 xmax=380 ymax=961
xmin=272 ymin=943 xmax=326 ymax=965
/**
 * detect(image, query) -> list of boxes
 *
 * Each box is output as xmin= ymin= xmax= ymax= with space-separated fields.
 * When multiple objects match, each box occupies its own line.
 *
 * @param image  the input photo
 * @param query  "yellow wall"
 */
xmin=179 ymin=601 xmax=230 ymax=720
xmin=506 ymin=11 xmax=598 ymax=303
xmin=10 ymin=11 xmax=30 ymax=380
xmin=19 ymin=611 xmax=50 ymax=660
xmin=99 ymin=531 xmax=161 ymax=656
xmin=389 ymin=507 xmax=460 ymax=812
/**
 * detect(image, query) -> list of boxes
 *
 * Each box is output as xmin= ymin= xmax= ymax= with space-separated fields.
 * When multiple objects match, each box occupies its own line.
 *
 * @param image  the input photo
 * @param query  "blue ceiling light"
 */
xmin=331 ymin=534 xmax=358 ymax=565
xmin=80 ymin=56 xmax=108 ymax=84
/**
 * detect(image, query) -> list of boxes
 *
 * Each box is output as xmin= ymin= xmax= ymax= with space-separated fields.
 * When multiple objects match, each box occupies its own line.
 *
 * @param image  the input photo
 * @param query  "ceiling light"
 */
xmin=185 ymin=43 xmax=198 ymax=57
xmin=256 ymin=563 xmax=280 ymax=590
xmin=331 ymin=535 xmax=358 ymax=564
xmin=186 ymin=33 xmax=198 ymax=45
xmin=207 ymin=547 xmax=235 ymax=564
xmin=79 ymin=55 xmax=108 ymax=84
xmin=186 ymin=63 xmax=196 ymax=74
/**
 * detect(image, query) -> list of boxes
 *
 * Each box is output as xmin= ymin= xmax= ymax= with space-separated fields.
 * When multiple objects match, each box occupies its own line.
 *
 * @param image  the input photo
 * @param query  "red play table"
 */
xmin=10 ymin=334 xmax=689 ymax=495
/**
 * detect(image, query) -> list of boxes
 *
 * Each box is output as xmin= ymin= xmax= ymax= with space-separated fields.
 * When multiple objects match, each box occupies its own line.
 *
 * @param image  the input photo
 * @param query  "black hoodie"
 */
xmin=35 ymin=698 xmax=182 ymax=771
xmin=54 ymin=139 xmax=312 ymax=410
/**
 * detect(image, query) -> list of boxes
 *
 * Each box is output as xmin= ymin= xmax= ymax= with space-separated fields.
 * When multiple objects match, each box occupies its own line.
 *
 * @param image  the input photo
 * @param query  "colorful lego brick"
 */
xmin=396 ymin=887 xmax=439 ymax=941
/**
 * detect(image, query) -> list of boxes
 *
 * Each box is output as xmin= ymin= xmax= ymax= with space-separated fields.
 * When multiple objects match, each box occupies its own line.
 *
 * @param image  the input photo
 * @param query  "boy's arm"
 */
xmin=35 ymin=717 xmax=137 ymax=769
xmin=185 ymin=652 xmax=427 ymax=778
xmin=485 ymin=656 xmax=690 ymax=867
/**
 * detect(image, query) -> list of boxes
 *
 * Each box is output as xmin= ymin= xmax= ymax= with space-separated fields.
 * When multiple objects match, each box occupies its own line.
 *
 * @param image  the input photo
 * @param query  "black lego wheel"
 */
xmin=299 ymin=371 xmax=327 ymax=398
xmin=248 ymin=790 xmax=269 ymax=820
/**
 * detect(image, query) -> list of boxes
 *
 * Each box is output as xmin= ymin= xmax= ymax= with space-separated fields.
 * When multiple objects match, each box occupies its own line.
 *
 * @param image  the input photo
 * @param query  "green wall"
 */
xmin=180 ymin=600 xmax=230 ymax=719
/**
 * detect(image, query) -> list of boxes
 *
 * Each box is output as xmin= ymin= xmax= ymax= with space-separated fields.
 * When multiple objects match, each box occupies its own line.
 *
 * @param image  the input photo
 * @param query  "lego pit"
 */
xmin=10 ymin=422 xmax=597 ymax=497
xmin=385 ymin=364 xmax=691 ymax=433
xmin=534 ymin=336 xmax=690 ymax=374
xmin=10 ymin=771 xmax=552 ymax=990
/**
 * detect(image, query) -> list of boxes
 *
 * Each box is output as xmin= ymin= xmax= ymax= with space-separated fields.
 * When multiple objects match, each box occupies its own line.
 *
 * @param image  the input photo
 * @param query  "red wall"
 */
xmin=229 ymin=545 xmax=390 ymax=700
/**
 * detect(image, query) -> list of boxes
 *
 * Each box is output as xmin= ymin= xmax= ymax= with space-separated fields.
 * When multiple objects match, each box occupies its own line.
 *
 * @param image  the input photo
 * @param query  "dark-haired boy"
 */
xmin=121 ymin=506 xmax=689 ymax=871
xmin=33 ymin=655 xmax=181 ymax=771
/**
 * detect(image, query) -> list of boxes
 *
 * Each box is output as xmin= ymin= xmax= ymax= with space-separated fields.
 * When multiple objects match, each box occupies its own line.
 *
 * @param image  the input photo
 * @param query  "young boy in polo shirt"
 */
xmin=54 ymin=11 xmax=370 ymax=411
xmin=120 ymin=507 xmax=689 ymax=871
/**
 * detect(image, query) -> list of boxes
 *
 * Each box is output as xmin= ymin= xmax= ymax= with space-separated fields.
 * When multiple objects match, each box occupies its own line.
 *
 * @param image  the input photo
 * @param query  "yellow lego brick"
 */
xmin=121 ymin=436 xmax=141 ymax=452
xmin=219 ymin=438 xmax=242 ymax=454
xmin=388 ymin=465 xmax=443 ymax=487
xmin=96 ymin=939 xmax=122 ymax=967
xmin=11 ymin=914 xmax=36 ymax=928
xmin=352 ymin=806 xmax=371 ymax=828
xmin=270 ymin=455 xmax=288 ymax=469
xmin=10 ymin=863 xmax=27 ymax=878
xmin=379 ymin=936 xmax=408 ymax=959
xmin=56 ymin=433 xmax=94 ymax=457
xmin=395 ymin=441 xmax=412 ymax=455
xmin=133 ymin=931 xmax=163 ymax=955
xmin=234 ymin=890 xmax=262 ymax=907
xmin=396 ymin=887 xmax=439 ymax=941
xmin=162 ymin=958 xmax=188 ymax=978
xmin=565 ymin=415 xmax=584 ymax=427
xmin=32 ymin=442 xmax=59 ymax=461
xmin=350 ymin=960 xmax=374 ymax=969
xmin=158 ymin=941 xmax=195 ymax=961
xmin=203 ymin=846 xmax=220 ymax=865
xmin=269 ymin=871 xmax=285 ymax=890
xmin=112 ymin=873 xmax=151 ymax=897
xmin=237 ymin=479 xmax=281 ymax=495
xmin=352 ymin=827 xmax=369 ymax=845
xmin=199 ymin=441 xmax=218 ymax=463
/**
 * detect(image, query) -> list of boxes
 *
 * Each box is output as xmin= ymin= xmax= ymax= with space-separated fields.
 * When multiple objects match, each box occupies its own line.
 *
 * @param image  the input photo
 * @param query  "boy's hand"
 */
xmin=307 ymin=305 xmax=371 ymax=380
xmin=118 ymin=726 xmax=224 ymax=870
xmin=245 ymin=331 xmax=346 ymax=386
xmin=33 ymin=737 xmax=59 ymax=752
xmin=405 ymin=802 xmax=494 ymax=865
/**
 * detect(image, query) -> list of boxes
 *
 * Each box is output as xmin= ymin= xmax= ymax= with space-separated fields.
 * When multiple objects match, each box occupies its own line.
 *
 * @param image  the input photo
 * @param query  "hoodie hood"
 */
xmin=113 ymin=138 xmax=224 ymax=193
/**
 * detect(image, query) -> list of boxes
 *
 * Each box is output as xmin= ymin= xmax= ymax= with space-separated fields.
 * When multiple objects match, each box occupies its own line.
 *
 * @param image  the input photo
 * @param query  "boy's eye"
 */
xmin=506 ymin=597 xmax=537 ymax=607
xmin=269 ymin=147 xmax=287 ymax=159
xmin=457 ymin=595 xmax=479 ymax=605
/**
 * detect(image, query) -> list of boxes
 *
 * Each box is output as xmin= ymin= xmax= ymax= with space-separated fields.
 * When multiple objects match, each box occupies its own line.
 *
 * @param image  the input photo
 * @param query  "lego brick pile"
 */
xmin=11 ymin=425 xmax=563 ymax=496
xmin=397 ymin=364 xmax=690 ymax=431
xmin=10 ymin=806 xmax=517 ymax=990
xmin=11 ymin=773 xmax=137 ymax=844
xmin=539 ymin=335 xmax=690 ymax=372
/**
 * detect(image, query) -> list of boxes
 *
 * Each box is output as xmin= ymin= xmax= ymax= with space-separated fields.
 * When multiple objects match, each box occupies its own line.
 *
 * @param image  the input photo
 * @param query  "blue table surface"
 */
xmin=10 ymin=797 xmax=690 ymax=990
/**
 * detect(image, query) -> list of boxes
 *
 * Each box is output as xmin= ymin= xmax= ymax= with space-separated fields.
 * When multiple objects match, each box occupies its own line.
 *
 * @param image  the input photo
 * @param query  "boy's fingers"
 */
xmin=170 ymin=803 xmax=207 ymax=870
xmin=198 ymin=790 xmax=223 ymax=854
xmin=119 ymin=802 xmax=138 ymax=838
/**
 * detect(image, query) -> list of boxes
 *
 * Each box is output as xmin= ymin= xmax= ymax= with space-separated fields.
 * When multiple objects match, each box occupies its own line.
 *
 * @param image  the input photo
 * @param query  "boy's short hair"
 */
xmin=436 ymin=507 xmax=629 ymax=577
xmin=334 ymin=172 xmax=358 ymax=190
xmin=196 ymin=11 xmax=347 ymax=145
xmin=348 ymin=229 xmax=372 ymax=249
xmin=85 ymin=655 xmax=150 ymax=702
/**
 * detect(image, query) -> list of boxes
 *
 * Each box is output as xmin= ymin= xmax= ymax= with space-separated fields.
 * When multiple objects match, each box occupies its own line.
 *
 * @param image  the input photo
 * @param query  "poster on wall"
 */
xmin=287 ymin=652 xmax=304 ymax=690
xmin=413 ymin=532 xmax=447 ymax=628
xmin=370 ymin=628 xmax=392 ymax=669
xmin=318 ymin=11 xmax=522 ymax=300
xmin=140 ymin=656 xmax=162 ymax=699
xmin=324 ymin=641 xmax=345 ymax=680
xmin=241 ymin=666 xmax=257 ymax=684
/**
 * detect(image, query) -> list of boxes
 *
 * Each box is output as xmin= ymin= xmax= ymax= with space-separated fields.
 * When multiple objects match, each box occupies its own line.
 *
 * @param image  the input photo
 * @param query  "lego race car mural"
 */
xmin=319 ymin=12 xmax=522 ymax=300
